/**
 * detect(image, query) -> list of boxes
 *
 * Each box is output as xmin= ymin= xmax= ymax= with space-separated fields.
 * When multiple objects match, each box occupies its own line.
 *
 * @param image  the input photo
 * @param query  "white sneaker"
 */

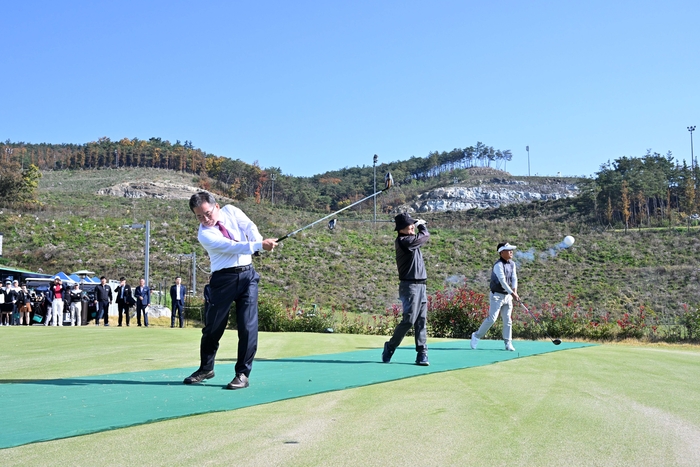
xmin=505 ymin=342 xmax=515 ymax=351
xmin=470 ymin=332 xmax=479 ymax=349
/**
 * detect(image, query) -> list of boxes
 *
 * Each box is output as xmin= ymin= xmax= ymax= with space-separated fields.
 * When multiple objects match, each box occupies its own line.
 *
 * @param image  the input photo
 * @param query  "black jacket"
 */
xmin=94 ymin=284 xmax=113 ymax=302
xmin=395 ymin=224 xmax=430 ymax=281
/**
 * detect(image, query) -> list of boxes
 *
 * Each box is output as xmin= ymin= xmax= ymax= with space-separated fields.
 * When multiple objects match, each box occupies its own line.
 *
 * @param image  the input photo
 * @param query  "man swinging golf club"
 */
xmin=382 ymin=212 xmax=431 ymax=366
xmin=471 ymin=242 xmax=519 ymax=352
xmin=184 ymin=191 xmax=278 ymax=390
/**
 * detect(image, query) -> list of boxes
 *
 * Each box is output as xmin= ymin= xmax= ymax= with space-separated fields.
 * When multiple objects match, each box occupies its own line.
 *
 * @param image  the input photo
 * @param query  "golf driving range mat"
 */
xmin=0 ymin=339 xmax=593 ymax=449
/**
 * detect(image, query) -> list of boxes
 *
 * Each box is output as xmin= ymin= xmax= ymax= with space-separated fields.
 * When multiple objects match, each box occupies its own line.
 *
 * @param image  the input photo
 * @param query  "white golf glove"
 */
xmin=414 ymin=219 xmax=427 ymax=226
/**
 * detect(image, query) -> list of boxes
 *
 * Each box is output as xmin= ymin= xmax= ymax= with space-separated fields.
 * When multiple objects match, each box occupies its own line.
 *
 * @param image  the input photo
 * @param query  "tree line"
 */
xmin=0 ymin=138 xmax=513 ymax=212
xmin=583 ymin=150 xmax=699 ymax=228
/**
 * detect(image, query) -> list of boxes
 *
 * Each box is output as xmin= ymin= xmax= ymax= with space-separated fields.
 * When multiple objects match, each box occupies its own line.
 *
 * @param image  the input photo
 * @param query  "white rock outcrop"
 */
xmin=401 ymin=179 xmax=579 ymax=213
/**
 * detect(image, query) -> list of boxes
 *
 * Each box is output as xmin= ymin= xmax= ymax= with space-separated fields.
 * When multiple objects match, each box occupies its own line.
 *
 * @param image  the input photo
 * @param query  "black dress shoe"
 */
xmin=183 ymin=369 xmax=215 ymax=384
xmin=226 ymin=373 xmax=249 ymax=390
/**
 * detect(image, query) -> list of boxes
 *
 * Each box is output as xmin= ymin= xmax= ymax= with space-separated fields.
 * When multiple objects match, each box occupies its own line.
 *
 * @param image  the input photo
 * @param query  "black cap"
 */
xmin=394 ymin=212 xmax=417 ymax=231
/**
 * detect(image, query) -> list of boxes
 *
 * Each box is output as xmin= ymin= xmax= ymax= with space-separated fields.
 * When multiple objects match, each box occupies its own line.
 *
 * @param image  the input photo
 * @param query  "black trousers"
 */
xmin=199 ymin=266 xmax=259 ymax=377
xmin=171 ymin=301 xmax=184 ymax=327
xmin=117 ymin=302 xmax=131 ymax=326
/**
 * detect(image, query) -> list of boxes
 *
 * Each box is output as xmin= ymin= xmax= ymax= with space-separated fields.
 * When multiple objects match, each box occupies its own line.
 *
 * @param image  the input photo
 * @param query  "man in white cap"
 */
xmin=46 ymin=276 xmax=68 ymax=326
xmin=471 ymin=242 xmax=520 ymax=351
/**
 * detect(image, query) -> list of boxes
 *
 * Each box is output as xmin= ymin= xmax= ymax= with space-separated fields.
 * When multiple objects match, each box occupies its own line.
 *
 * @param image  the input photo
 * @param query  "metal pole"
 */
xmin=373 ymin=154 xmax=378 ymax=225
xmin=145 ymin=221 xmax=150 ymax=287
xmin=689 ymin=126 xmax=696 ymax=170
xmin=526 ymin=146 xmax=530 ymax=176
xmin=270 ymin=173 xmax=276 ymax=205
xmin=192 ymin=252 xmax=196 ymax=296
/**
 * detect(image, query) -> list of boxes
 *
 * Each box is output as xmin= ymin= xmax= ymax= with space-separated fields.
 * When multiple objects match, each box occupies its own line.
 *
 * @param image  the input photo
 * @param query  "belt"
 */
xmin=400 ymin=279 xmax=427 ymax=284
xmin=217 ymin=264 xmax=253 ymax=274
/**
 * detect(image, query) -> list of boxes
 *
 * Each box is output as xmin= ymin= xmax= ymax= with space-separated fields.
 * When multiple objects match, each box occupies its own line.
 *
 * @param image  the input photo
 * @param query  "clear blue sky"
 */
xmin=2 ymin=0 xmax=698 ymax=177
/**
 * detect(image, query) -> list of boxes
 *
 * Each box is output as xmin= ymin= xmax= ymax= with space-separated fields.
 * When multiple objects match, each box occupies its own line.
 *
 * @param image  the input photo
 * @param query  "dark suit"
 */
xmin=134 ymin=284 xmax=151 ymax=326
xmin=114 ymin=283 xmax=134 ymax=326
xmin=170 ymin=284 xmax=186 ymax=328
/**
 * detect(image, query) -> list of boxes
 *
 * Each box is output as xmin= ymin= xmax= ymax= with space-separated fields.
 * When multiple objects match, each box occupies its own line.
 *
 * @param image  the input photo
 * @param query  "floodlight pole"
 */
xmin=689 ymin=126 xmax=696 ymax=171
xmin=526 ymin=146 xmax=530 ymax=176
xmin=270 ymin=173 xmax=276 ymax=205
xmin=144 ymin=221 xmax=150 ymax=287
xmin=373 ymin=154 xmax=378 ymax=225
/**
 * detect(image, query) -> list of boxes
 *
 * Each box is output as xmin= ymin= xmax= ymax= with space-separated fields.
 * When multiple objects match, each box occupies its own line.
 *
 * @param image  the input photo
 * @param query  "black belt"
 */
xmin=217 ymin=264 xmax=253 ymax=274
xmin=400 ymin=279 xmax=427 ymax=284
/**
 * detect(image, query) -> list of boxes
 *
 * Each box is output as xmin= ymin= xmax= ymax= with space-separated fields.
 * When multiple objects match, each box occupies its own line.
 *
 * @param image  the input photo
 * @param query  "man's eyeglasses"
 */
xmin=196 ymin=206 xmax=218 ymax=222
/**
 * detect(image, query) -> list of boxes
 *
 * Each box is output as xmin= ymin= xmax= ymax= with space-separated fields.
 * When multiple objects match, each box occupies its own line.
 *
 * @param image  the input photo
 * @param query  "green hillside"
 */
xmin=1 ymin=168 xmax=699 ymax=325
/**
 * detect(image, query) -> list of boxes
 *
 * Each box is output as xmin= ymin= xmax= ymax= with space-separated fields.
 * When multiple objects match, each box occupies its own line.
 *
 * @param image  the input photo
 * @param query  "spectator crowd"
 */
xmin=0 ymin=275 xmax=191 ymax=328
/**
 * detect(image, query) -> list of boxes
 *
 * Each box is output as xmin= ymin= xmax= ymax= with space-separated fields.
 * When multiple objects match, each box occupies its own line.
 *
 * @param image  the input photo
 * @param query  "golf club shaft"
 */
xmin=517 ymin=300 xmax=561 ymax=345
xmin=278 ymin=188 xmax=387 ymax=242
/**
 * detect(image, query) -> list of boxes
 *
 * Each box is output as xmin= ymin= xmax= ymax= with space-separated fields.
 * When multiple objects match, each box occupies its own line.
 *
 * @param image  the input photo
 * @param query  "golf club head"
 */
xmin=384 ymin=172 xmax=394 ymax=190
xmin=328 ymin=218 xmax=337 ymax=230
xmin=553 ymin=339 xmax=562 ymax=345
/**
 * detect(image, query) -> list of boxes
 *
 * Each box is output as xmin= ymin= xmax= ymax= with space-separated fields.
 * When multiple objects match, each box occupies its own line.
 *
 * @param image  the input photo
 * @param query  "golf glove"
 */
xmin=414 ymin=219 xmax=427 ymax=226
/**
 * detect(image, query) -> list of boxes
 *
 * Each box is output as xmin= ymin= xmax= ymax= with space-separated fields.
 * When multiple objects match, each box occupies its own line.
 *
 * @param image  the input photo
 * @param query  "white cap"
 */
xmin=497 ymin=243 xmax=517 ymax=253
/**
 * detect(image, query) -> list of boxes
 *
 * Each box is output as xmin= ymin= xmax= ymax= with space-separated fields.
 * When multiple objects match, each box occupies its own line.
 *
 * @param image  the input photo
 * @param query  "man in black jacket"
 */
xmin=93 ymin=276 xmax=113 ymax=326
xmin=382 ymin=213 xmax=431 ymax=366
xmin=114 ymin=277 xmax=134 ymax=327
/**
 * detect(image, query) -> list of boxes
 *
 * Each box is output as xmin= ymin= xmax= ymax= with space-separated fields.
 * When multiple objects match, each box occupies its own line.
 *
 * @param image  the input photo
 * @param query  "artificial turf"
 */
xmin=0 ymin=338 xmax=591 ymax=449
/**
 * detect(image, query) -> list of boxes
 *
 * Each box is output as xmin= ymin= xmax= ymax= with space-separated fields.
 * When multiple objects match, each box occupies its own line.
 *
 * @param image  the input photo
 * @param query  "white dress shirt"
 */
xmin=198 ymin=205 xmax=263 ymax=273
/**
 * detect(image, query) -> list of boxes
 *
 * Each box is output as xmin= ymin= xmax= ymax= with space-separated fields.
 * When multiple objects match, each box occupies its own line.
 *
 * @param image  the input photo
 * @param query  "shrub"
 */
xmin=427 ymin=284 xmax=489 ymax=338
xmin=679 ymin=303 xmax=700 ymax=342
xmin=258 ymin=297 xmax=287 ymax=332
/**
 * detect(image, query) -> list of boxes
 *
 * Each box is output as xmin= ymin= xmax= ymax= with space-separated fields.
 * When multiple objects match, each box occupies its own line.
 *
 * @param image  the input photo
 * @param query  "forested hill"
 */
xmin=0 ymin=138 xmax=514 ymax=212
xmin=2 ymin=139 xmax=696 ymax=233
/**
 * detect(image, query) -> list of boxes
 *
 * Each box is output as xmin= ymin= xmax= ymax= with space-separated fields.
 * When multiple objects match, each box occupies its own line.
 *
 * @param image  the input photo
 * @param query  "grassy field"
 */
xmin=1 ymin=328 xmax=699 ymax=466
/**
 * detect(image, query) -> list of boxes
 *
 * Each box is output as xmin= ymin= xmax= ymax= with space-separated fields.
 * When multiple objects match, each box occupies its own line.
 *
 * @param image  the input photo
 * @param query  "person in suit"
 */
xmin=134 ymin=277 xmax=151 ymax=327
xmin=114 ymin=277 xmax=134 ymax=327
xmin=45 ymin=277 xmax=67 ymax=326
xmin=93 ymin=276 xmax=113 ymax=326
xmin=170 ymin=277 xmax=186 ymax=328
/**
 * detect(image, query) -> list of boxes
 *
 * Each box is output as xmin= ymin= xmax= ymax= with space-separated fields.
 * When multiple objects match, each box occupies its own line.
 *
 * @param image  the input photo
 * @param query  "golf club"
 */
xmin=277 ymin=172 xmax=394 ymax=242
xmin=517 ymin=300 xmax=562 ymax=345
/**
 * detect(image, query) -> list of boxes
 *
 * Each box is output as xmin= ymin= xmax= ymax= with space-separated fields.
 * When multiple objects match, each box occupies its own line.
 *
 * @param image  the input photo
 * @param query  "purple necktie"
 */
xmin=216 ymin=221 xmax=234 ymax=240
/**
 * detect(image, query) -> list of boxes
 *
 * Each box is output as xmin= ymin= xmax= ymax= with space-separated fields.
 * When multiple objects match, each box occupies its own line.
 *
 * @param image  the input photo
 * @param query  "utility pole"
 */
xmin=373 ymin=154 xmax=378 ymax=225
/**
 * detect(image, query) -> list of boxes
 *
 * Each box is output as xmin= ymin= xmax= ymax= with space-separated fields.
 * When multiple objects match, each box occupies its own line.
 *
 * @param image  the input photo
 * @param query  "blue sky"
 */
xmin=2 ymin=1 xmax=698 ymax=177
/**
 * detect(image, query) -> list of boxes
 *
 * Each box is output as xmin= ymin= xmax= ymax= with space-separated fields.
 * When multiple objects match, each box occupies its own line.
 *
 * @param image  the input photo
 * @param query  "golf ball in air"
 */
xmin=563 ymin=235 xmax=575 ymax=247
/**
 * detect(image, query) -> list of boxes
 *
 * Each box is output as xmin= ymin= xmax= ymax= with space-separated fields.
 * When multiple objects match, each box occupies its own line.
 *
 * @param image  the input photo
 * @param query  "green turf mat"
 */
xmin=0 ymin=339 xmax=593 ymax=449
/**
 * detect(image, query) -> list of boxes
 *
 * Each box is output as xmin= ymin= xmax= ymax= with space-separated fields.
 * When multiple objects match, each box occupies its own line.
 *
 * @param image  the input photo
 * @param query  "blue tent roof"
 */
xmin=68 ymin=274 xmax=81 ymax=283
xmin=54 ymin=272 xmax=72 ymax=281
xmin=91 ymin=276 xmax=101 ymax=283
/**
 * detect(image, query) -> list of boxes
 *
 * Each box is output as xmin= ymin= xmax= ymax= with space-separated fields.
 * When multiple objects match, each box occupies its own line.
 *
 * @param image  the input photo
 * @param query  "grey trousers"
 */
xmin=474 ymin=292 xmax=513 ymax=343
xmin=388 ymin=282 xmax=428 ymax=354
